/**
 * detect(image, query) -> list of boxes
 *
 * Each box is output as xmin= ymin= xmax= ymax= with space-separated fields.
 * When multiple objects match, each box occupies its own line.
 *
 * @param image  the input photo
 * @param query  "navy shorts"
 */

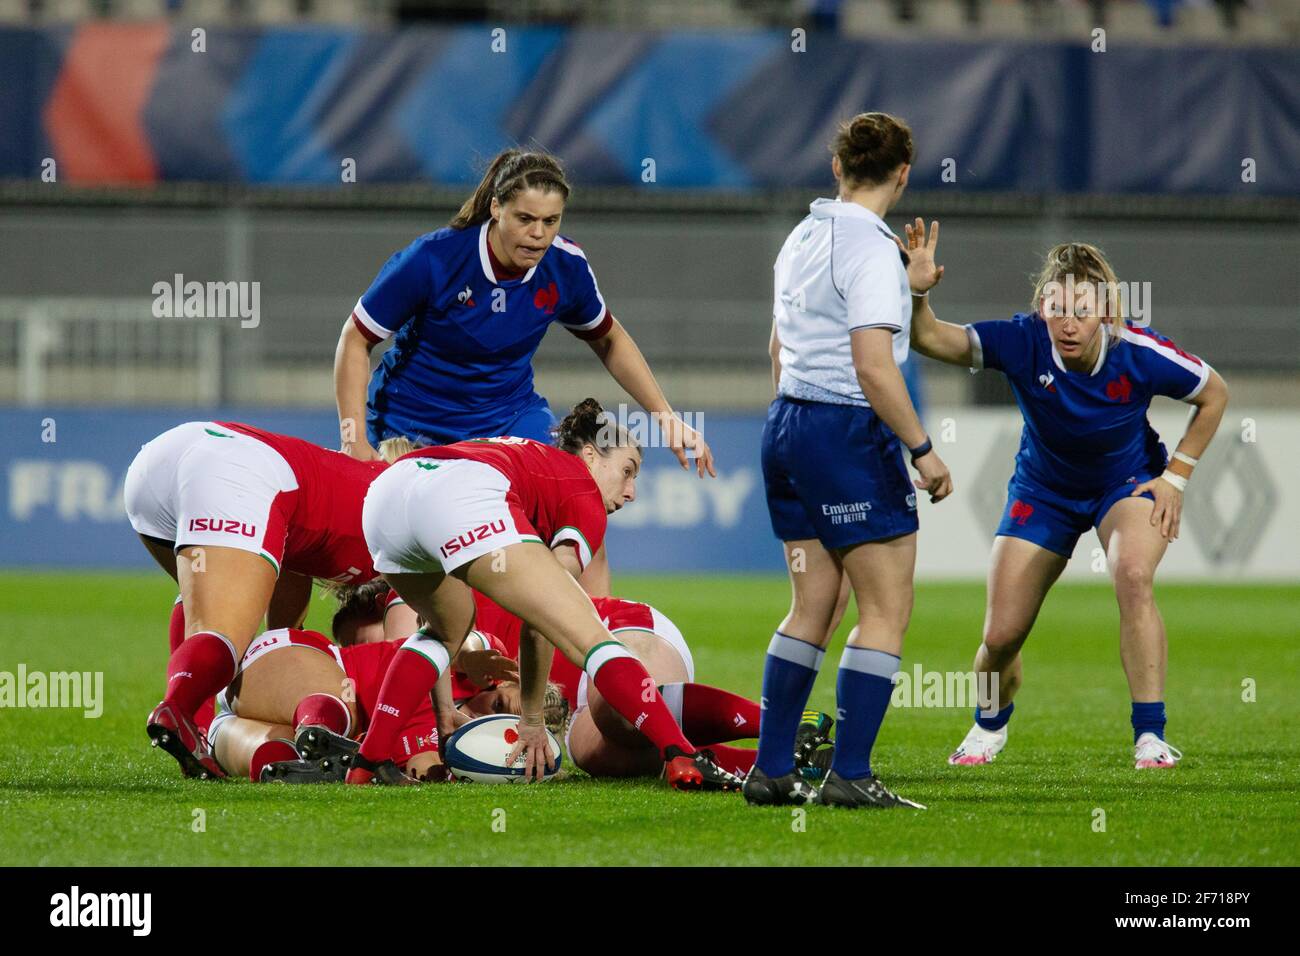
xmin=997 ymin=471 xmax=1159 ymax=558
xmin=761 ymin=396 xmax=919 ymax=550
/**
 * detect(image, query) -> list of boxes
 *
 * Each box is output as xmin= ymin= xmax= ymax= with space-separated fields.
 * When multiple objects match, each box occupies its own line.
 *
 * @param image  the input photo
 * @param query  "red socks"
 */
xmin=357 ymin=638 xmax=449 ymax=765
xmin=167 ymin=599 xmax=215 ymax=731
xmin=661 ymin=682 xmax=761 ymax=745
xmin=702 ymin=743 xmax=757 ymax=777
xmin=294 ymin=693 xmax=351 ymax=736
xmin=164 ymin=630 xmax=238 ymax=720
xmin=249 ymin=739 xmax=298 ymax=782
xmin=168 ymin=598 xmax=185 ymax=652
xmin=586 ymin=643 xmax=692 ymax=758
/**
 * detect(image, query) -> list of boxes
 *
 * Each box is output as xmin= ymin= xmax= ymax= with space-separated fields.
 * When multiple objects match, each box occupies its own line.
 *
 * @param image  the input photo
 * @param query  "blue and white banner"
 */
xmin=2 ymin=407 xmax=1295 ymax=579
xmin=0 ymin=407 xmax=785 ymax=573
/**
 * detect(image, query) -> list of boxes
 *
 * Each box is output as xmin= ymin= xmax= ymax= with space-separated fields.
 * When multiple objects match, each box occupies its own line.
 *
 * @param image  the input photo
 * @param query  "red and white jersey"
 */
xmin=218 ymin=422 xmax=387 ymax=583
xmin=403 ymin=437 xmax=607 ymax=572
xmin=548 ymin=596 xmax=693 ymax=711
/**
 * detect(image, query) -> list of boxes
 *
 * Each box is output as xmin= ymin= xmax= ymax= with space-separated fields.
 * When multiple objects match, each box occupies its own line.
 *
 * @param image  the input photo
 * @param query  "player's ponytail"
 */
xmin=449 ymin=149 xmax=572 ymax=230
xmin=1032 ymin=242 xmax=1124 ymax=340
xmin=831 ymin=112 xmax=914 ymax=188
xmin=555 ymin=398 xmax=640 ymax=457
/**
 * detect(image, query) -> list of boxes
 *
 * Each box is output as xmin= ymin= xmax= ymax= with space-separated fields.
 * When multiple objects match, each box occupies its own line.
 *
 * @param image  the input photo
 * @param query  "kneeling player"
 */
xmin=554 ymin=597 xmax=832 ymax=781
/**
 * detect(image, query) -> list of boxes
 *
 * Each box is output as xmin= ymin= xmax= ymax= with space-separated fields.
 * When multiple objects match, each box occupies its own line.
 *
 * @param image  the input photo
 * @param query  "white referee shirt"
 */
xmin=773 ymin=198 xmax=911 ymax=406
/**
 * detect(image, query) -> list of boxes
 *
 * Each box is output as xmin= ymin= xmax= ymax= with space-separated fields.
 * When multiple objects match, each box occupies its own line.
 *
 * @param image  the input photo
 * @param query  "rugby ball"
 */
xmin=444 ymin=714 xmax=563 ymax=784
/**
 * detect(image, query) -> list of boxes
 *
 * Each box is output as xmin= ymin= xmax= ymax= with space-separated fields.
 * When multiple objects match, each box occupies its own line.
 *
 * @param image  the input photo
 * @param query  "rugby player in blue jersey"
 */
xmin=903 ymin=225 xmax=1229 ymax=770
xmin=334 ymin=149 xmax=714 ymax=594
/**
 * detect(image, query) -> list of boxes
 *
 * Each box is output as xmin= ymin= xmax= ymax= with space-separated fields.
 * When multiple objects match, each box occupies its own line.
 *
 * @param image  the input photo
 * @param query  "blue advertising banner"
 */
xmin=0 ymin=407 xmax=784 ymax=573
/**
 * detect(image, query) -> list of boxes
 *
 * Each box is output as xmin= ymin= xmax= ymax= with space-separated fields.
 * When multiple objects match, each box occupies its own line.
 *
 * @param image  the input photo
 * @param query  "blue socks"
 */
xmin=830 ymin=646 xmax=900 ymax=781
xmin=754 ymin=632 xmax=824 ymax=778
xmin=975 ymin=702 xmax=1014 ymax=732
xmin=1131 ymin=701 xmax=1166 ymax=743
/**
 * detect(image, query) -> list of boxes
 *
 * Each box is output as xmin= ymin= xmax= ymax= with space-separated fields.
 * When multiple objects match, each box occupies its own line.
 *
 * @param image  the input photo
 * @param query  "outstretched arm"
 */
xmin=584 ymin=318 xmax=716 ymax=477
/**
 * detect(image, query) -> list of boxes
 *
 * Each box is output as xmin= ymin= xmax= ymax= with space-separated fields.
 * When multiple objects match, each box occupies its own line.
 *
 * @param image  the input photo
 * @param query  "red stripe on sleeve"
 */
xmin=351 ymin=312 xmax=383 ymax=345
xmin=567 ymin=310 xmax=614 ymax=341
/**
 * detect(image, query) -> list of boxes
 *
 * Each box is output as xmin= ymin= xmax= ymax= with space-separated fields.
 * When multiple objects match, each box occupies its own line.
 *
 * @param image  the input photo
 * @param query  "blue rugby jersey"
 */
xmin=967 ymin=314 xmax=1210 ymax=496
xmin=351 ymin=221 xmax=613 ymax=445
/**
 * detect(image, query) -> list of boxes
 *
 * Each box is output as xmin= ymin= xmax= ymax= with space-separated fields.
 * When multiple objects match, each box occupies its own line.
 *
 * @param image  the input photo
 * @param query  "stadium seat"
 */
xmin=1177 ymin=5 xmax=1228 ymax=40
xmin=1106 ymin=2 xmax=1164 ymax=40
xmin=919 ymin=0 xmax=974 ymax=36
xmin=178 ymin=0 xmax=234 ymax=25
xmin=42 ymin=0 xmax=97 ymax=22
xmin=0 ymin=0 xmax=29 ymax=24
xmin=309 ymin=0 xmax=373 ymax=24
xmin=841 ymin=0 xmax=910 ymax=37
xmin=252 ymin=0 xmax=299 ymax=25
xmin=976 ymin=0 xmax=1030 ymax=36
xmin=114 ymin=0 xmax=169 ymax=18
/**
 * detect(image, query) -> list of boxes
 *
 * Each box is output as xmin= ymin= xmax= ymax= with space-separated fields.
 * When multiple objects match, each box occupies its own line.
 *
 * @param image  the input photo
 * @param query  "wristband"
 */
xmin=911 ymin=290 xmax=929 ymax=298
xmin=1159 ymin=470 xmax=1188 ymax=493
xmin=908 ymin=437 xmax=933 ymax=462
xmin=1172 ymin=452 xmax=1199 ymax=467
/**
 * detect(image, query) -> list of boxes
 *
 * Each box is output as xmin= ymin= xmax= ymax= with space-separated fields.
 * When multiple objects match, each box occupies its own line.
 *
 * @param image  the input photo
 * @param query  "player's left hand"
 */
xmin=506 ymin=718 xmax=555 ymax=783
xmin=896 ymin=218 xmax=945 ymax=294
xmin=659 ymin=413 xmax=716 ymax=478
xmin=1132 ymin=476 xmax=1183 ymax=540
xmin=455 ymin=648 xmax=519 ymax=689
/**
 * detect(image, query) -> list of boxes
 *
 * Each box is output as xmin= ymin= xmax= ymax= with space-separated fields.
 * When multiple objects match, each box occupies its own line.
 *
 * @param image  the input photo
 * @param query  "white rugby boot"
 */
xmin=1134 ymin=732 xmax=1182 ymax=769
xmin=947 ymin=722 xmax=1008 ymax=766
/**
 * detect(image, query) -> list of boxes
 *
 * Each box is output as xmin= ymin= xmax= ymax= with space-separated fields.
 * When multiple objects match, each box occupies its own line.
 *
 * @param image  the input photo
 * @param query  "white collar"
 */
xmin=1049 ymin=324 xmax=1109 ymax=376
xmin=808 ymin=197 xmax=892 ymax=235
xmin=478 ymin=221 xmax=539 ymax=285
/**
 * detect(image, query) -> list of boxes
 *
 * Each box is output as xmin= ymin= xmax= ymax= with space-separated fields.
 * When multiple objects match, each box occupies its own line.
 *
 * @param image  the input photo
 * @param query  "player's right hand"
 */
xmin=895 ymin=218 xmax=944 ymax=294
xmin=912 ymin=449 xmax=953 ymax=503
xmin=506 ymin=718 xmax=555 ymax=783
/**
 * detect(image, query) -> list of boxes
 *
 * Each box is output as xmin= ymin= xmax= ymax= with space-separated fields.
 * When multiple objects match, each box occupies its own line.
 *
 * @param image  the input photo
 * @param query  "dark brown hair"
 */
xmin=331 ymin=578 xmax=394 ymax=647
xmin=830 ymin=112 xmax=914 ymax=188
xmin=450 ymin=149 xmax=571 ymax=230
xmin=554 ymin=398 xmax=640 ymax=457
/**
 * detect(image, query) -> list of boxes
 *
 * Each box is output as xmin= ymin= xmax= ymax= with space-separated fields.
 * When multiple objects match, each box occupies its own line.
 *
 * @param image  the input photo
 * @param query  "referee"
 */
xmin=744 ymin=113 xmax=952 ymax=809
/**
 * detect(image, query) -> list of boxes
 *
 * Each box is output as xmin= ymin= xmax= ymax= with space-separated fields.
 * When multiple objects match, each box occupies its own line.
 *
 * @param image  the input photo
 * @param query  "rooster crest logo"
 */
xmin=456 ymin=285 xmax=475 ymax=307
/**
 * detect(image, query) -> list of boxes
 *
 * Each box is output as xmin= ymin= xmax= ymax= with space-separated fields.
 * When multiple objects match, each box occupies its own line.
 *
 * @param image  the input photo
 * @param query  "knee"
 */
xmin=982 ymin=624 xmax=1027 ymax=657
xmin=1112 ymin=560 xmax=1155 ymax=604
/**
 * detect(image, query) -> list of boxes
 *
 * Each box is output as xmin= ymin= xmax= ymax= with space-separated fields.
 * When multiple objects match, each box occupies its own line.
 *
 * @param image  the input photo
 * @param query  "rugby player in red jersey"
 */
xmin=124 ymin=421 xmax=386 ymax=779
xmin=205 ymin=625 xmax=520 ymax=782
xmin=347 ymin=399 xmax=739 ymax=790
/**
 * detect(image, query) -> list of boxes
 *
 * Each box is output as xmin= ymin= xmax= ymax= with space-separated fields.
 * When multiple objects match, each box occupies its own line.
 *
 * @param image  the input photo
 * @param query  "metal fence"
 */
xmin=1 ymin=186 xmax=1296 ymax=409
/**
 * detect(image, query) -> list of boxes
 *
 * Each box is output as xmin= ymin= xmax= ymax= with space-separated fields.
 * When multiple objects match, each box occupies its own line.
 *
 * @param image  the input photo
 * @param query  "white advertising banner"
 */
xmin=915 ymin=407 xmax=1296 ymax=581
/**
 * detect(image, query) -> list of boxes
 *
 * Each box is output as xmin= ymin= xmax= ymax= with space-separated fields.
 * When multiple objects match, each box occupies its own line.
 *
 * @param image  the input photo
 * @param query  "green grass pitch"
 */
xmin=1 ymin=572 xmax=1296 ymax=866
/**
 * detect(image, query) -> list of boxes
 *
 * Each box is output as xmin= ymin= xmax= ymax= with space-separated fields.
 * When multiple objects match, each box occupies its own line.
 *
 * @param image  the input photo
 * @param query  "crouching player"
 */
xmin=904 ymin=227 xmax=1229 ymax=768
xmin=125 ymin=420 xmax=389 ymax=778
xmin=351 ymin=400 xmax=739 ymax=790
xmin=555 ymin=596 xmax=834 ymax=781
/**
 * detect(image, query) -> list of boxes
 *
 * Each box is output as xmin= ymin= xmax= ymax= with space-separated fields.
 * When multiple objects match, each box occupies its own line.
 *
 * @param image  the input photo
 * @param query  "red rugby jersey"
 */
xmin=217 ymin=421 xmax=386 ymax=583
